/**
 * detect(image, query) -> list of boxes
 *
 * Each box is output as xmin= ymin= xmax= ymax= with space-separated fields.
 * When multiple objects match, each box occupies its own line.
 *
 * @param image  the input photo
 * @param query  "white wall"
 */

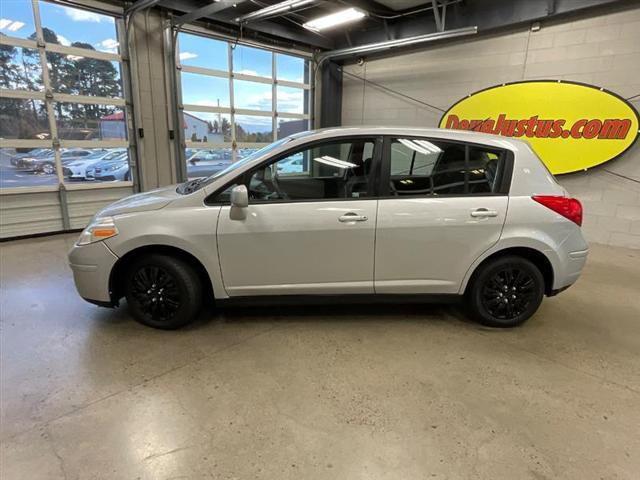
xmin=341 ymin=5 xmax=640 ymax=249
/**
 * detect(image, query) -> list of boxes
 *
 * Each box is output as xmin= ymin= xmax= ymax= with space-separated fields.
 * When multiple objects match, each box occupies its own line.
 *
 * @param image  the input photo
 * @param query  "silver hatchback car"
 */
xmin=69 ymin=127 xmax=588 ymax=329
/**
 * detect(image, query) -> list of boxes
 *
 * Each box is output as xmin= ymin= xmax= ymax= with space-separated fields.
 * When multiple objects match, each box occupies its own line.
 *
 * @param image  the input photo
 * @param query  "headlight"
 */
xmin=104 ymin=163 xmax=123 ymax=172
xmin=77 ymin=216 xmax=119 ymax=245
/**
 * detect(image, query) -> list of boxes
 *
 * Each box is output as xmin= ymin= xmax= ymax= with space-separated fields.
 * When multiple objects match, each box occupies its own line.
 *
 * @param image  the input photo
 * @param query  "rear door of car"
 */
xmin=374 ymin=136 xmax=511 ymax=294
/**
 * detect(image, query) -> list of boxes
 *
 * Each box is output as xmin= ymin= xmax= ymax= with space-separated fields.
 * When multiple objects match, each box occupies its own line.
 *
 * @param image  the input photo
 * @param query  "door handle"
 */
xmin=339 ymin=212 xmax=368 ymax=223
xmin=470 ymin=208 xmax=498 ymax=218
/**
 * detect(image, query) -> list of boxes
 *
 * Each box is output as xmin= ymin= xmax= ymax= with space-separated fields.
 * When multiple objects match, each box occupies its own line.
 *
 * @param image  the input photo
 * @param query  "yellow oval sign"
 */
xmin=439 ymin=81 xmax=639 ymax=174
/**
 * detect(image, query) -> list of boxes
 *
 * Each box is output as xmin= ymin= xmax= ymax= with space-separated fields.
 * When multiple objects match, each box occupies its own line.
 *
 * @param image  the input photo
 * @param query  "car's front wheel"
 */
xmin=40 ymin=162 xmax=55 ymax=175
xmin=466 ymin=255 xmax=544 ymax=328
xmin=124 ymin=254 xmax=202 ymax=329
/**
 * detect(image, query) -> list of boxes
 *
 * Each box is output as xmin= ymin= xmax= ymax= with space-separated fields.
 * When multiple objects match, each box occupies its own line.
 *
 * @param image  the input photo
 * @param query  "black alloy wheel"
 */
xmin=130 ymin=266 xmax=181 ymax=322
xmin=124 ymin=254 xmax=202 ymax=329
xmin=481 ymin=267 xmax=537 ymax=320
xmin=467 ymin=255 xmax=544 ymax=327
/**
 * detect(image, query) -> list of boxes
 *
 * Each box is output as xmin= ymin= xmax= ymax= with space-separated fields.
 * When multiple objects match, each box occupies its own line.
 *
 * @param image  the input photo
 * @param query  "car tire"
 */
xmin=41 ymin=162 xmax=55 ymax=175
xmin=124 ymin=254 xmax=202 ymax=329
xmin=124 ymin=170 xmax=130 ymax=181
xmin=466 ymin=255 xmax=544 ymax=328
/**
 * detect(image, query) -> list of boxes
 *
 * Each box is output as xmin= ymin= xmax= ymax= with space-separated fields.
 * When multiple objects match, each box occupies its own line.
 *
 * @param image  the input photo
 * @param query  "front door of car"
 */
xmin=216 ymin=137 xmax=381 ymax=296
xmin=374 ymin=136 xmax=510 ymax=294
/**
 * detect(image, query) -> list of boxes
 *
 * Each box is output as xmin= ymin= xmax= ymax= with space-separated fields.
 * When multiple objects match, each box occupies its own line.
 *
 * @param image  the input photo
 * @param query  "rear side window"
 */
xmin=388 ymin=137 xmax=506 ymax=196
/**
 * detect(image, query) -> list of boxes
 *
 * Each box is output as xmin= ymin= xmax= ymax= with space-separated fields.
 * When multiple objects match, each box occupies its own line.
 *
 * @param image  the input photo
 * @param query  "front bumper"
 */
xmin=64 ymin=166 xmax=92 ymax=179
xmin=68 ymin=240 xmax=119 ymax=305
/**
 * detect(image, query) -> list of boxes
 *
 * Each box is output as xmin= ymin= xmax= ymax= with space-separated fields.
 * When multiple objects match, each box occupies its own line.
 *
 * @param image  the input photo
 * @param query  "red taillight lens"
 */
xmin=532 ymin=195 xmax=583 ymax=226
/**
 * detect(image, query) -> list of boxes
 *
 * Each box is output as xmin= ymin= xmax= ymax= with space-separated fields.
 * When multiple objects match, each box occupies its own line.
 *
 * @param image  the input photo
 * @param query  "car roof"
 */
xmin=291 ymin=126 xmax=528 ymax=151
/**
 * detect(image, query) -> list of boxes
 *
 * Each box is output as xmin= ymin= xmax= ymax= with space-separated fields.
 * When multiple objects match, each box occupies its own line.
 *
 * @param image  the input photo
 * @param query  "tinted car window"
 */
xmin=213 ymin=138 xmax=376 ymax=203
xmin=388 ymin=138 xmax=505 ymax=196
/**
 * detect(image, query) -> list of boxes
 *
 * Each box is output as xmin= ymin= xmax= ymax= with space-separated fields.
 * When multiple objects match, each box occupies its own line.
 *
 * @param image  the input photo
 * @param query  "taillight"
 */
xmin=532 ymin=195 xmax=583 ymax=226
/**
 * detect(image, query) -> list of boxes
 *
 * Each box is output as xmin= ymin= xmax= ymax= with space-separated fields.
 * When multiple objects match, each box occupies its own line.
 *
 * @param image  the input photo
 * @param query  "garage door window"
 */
xmin=387 ymin=138 xmax=506 ymax=196
xmin=1 ymin=0 xmax=133 ymax=191
xmin=177 ymin=32 xmax=311 ymax=180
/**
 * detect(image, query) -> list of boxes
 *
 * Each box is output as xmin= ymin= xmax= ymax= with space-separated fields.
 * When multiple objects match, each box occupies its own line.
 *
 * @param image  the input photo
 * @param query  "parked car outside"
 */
xmin=87 ymin=152 xmax=130 ymax=181
xmin=186 ymin=149 xmax=233 ymax=178
xmin=15 ymin=149 xmax=93 ymax=174
xmin=9 ymin=148 xmax=52 ymax=166
xmin=64 ymin=148 xmax=127 ymax=180
xmin=187 ymin=149 xmax=232 ymax=165
xmin=276 ymin=153 xmax=304 ymax=174
xmin=69 ymin=127 xmax=588 ymax=330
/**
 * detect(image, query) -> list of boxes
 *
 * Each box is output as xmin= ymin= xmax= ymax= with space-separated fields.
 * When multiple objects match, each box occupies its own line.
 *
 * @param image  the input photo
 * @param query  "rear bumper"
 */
xmin=68 ymin=241 xmax=119 ymax=304
xmin=555 ymin=248 xmax=588 ymax=290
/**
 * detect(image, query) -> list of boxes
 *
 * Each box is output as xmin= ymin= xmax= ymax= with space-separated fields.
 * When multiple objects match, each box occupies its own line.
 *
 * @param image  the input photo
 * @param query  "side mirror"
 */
xmin=230 ymin=184 xmax=248 ymax=208
xmin=229 ymin=185 xmax=248 ymax=220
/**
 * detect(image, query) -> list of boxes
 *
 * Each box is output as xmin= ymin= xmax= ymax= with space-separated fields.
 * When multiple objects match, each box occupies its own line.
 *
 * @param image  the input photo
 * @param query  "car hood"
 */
xmin=96 ymin=185 xmax=179 ymax=217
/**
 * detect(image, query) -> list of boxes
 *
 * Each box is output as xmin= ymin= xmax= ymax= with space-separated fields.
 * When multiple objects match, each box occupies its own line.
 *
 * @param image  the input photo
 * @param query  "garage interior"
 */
xmin=1 ymin=0 xmax=639 ymax=478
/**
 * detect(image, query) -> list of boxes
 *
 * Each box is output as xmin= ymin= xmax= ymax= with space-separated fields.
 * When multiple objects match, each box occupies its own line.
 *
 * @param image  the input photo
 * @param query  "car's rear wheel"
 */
xmin=467 ymin=255 xmax=544 ymax=328
xmin=124 ymin=254 xmax=202 ymax=329
xmin=41 ymin=162 xmax=55 ymax=175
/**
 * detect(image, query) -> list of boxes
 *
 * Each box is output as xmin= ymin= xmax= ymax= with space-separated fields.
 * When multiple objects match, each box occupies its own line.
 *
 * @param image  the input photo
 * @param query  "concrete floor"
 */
xmin=1 ymin=234 xmax=639 ymax=480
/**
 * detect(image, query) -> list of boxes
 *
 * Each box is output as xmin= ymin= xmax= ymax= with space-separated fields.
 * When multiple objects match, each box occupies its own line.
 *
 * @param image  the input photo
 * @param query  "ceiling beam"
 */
xmin=336 ymin=0 xmax=397 ymax=16
xmin=159 ymin=0 xmax=335 ymax=49
xmin=235 ymin=0 xmax=316 ymax=24
xmin=336 ymin=0 xmax=635 ymax=51
xmin=125 ymin=0 xmax=163 ymax=15
xmin=431 ymin=0 xmax=443 ymax=31
xmin=173 ymin=0 xmax=247 ymax=27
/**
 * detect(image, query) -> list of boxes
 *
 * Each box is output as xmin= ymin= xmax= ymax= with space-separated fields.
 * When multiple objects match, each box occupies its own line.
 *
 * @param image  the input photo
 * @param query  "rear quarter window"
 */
xmin=387 ymin=137 xmax=509 ymax=196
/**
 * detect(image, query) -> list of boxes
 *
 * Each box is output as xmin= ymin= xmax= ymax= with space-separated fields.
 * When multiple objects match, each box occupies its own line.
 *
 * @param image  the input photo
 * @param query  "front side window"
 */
xmin=388 ymin=137 xmax=505 ymax=196
xmin=213 ymin=138 xmax=376 ymax=203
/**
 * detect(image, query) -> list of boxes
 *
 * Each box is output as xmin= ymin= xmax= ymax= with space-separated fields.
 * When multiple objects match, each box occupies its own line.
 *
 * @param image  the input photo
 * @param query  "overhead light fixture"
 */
xmin=399 ymin=139 xmax=430 ymax=155
xmin=313 ymin=156 xmax=357 ymax=169
xmin=236 ymin=0 xmax=315 ymax=24
xmin=0 ymin=19 xmax=26 ymax=33
xmin=303 ymin=7 xmax=366 ymax=32
xmin=415 ymin=139 xmax=442 ymax=153
xmin=398 ymin=138 xmax=442 ymax=156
